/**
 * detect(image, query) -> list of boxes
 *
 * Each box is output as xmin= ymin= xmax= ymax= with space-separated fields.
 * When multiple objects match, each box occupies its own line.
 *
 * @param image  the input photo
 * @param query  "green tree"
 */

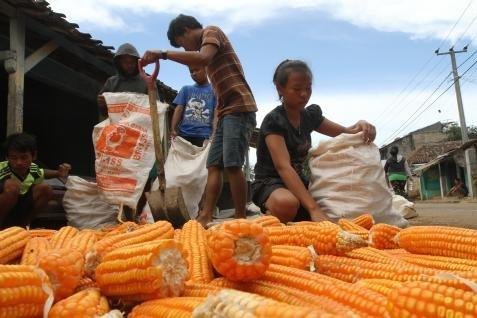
xmin=444 ymin=122 xmax=477 ymax=141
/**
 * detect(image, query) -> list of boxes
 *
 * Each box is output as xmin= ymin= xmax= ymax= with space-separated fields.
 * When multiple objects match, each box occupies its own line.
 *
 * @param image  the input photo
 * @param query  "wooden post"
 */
xmin=438 ymin=163 xmax=445 ymax=199
xmin=7 ymin=13 xmax=25 ymax=134
xmin=24 ymin=40 xmax=58 ymax=73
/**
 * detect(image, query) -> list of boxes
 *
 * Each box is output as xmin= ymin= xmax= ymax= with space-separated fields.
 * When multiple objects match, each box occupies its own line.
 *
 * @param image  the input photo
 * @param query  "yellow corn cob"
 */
xmin=100 ymin=221 xmax=138 ymax=237
xmin=286 ymin=221 xmax=318 ymax=227
xmin=369 ymin=223 xmax=401 ymax=249
xmin=38 ymin=248 xmax=85 ymax=300
xmin=386 ymin=281 xmax=477 ymax=317
xmin=0 ymin=227 xmax=30 ymax=264
xmin=338 ymin=218 xmax=370 ymax=241
xmin=81 ymin=229 xmax=107 ymax=241
xmin=345 ymin=247 xmax=404 ymax=265
xmin=95 ymin=240 xmax=189 ymax=302
xmin=261 ymin=264 xmax=389 ymax=317
xmin=384 ymin=248 xmax=408 ymax=255
xmin=74 ymin=277 xmax=98 ymax=293
xmin=130 ymin=297 xmax=204 ymax=318
xmin=193 ymin=288 xmax=338 ymax=318
xmin=354 ymin=279 xmax=403 ymax=297
xmin=20 ymin=237 xmax=50 ymax=266
xmin=183 ymin=282 xmax=222 ymax=297
xmin=0 ymin=264 xmax=52 ymax=318
xmin=251 ymin=215 xmax=284 ymax=227
xmin=270 ymin=245 xmax=315 ymax=270
xmin=27 ymin=228 xmax=56 ymax=239
xmin=178 ymin=220 xmax=214 ymax=283
xmin=396 ymin=225 xmax=477 ymax=259
xmin=351 ymin=214 xmax=375 ymax=230
xmin=85 ymin=221 xmax=174 ymax=278
xmin=174 ymin=228 xmax=182 ymax=241
xmin=63 ymin=231 xmax=98 ymax=256
xmin=207 ymin=219 xmax=271 ymax=282
xmin=49 ymin=226 xmax=79 ymax=249
xmin=210 ymin=279 xmax=355 ymax=317
xmin=393 ymin=253 xmax=477 ymax=272
xmin=315 ymin=255 xmax=437 ymax=283
xmin=48 ymin=288 xmax=109 ymax=318
xmin=265 ymin=222 xmax=368 ymax=255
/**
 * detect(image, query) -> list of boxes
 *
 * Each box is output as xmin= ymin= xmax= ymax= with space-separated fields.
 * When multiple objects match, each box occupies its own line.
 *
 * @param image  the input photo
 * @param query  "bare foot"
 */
xmin=234 ymin=212 xmax=246 ymax=219
xmin=196 ymin=211 xmax=212 ymax=228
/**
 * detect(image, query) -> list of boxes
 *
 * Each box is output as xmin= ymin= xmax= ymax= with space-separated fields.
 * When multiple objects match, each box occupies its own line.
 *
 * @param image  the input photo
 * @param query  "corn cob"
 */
xmin=369 ymin=223 xmax=401 ymax=249
xmin=38 ymin=248 xmax=84 ymax=300
xmin=396 ymin=225 xmax=477 ymax=259
xmin=0 ymin=227 xmax=30 ymax=264
xmin=0 ymin=264 xmax=52 ymax=318
xmin=251 ymin=215 xmax=284 ymax=227
xmin=75 ymin=277 xmax=98 ymax=293
xmin=183 ymin=282 xmax=222 ymax=297
xmin=393 ymin=253 xmax=477 ymax=272
xmin=192 ymin=288 xmax=338 ymax=318
xmin=384 ymin=248 xmax=408 ymax=255
xmin=207 ymin=219 xmax=271 ymax=282
xmin=174 ymin=228 xmax=182 ymax=241
xmin=85 ymin=221 xmax=174 ymax=277
xmin=100 ymin=221 xmax=138 ymax=237
xmin=130 ymin=297 xmax=204 ymax=318
xmin=351 ymin=214 xmax=375 ymax=230
xmin=63 ymin=231 xmax=98 ymax=256
xmin=20 ymin=237 xmax=50 ymax=266
xmin=27 ymin=228 xmax=56 ymax=239
xmin=48 ymin=288 xmax=109 ymax=317
xmin=95 ymin=240 xmax=188 ymax=302
xmin=178 ymin=220 xmax=214 ymax=283
xmin=261 ymin=264 xmax=389 ymax=317
xmin=354 ymin=279 xmax=403 ymax=297
xmin=338 ymin=218 xmax=370 ymax=241
xmin=265 ymin=222 xmax=368 ymax=255
xmin=49 ymin=226 xmax=79 ymax=249
xmin=286 ymin=221 xmax=318 ymax=227
xmin=270 ymin=245 xmax=315 ymax=270
xmin=345 ymin=247 xmax=404 ymax=265
xmin=386 ymin=281 xmax=477 ymax=317
xmin=314 ymin=255 xmax=436 ymax=283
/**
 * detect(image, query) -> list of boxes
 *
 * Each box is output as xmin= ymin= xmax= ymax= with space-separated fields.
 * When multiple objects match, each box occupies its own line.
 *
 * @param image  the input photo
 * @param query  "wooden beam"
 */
xmin=24 ymin=40 xmax=58 ymax=73
xmin=7 ymin=13 xmax=26 ymax=134
xmin=0 ymin=0 xmax=16 ymax=18
xmin=0 ymin=50 xmax=15 ymax=61
xmin=23 ymin=17 xmax=115 ymax=75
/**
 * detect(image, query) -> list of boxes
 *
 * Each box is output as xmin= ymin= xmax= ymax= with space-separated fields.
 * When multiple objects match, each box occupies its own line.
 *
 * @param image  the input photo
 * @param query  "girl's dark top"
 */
xmin=254 ymin=104 xmax=324 ymax=180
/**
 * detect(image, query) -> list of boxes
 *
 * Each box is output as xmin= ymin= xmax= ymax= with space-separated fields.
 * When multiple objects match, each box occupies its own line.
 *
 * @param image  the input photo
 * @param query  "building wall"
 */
xmin=380 ymin=129 xmax=447 ymax=160
xmin=412 ymin=131 xmax=447 ymax=146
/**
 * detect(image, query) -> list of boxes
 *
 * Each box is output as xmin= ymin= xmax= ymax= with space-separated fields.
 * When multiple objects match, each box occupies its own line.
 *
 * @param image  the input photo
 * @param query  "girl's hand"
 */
xmin=347 ymin=120 xmax=376 ymax=143
xmin=308 ymin=207 xmax=330 ymax=222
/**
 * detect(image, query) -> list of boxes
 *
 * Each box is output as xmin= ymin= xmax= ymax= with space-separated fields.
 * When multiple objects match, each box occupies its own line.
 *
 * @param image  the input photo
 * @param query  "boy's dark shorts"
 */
xmin=207 ymin=112 xmax=256 ymax=168
xmin=1 ymin=188 xmax=34 ymax=228
xmin=251 ymin=177 xmax=311 ymax=222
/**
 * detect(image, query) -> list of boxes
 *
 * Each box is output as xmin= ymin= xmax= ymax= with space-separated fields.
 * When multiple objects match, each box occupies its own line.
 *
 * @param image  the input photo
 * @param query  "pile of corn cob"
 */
xmin=1 ymin=214 xmax=477 ymax=317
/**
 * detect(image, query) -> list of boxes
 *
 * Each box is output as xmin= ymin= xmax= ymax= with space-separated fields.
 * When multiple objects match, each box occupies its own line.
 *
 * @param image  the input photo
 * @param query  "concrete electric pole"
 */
xmin=436 ymin=46 xmax=476 ymax=197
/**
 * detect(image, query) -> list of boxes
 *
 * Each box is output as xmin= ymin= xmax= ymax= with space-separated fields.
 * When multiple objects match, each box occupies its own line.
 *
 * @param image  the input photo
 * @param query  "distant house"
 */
xmin=379 ymin=122 xmax=447 ymax=161
xmin=412 ymin=140 xmax=477 ymax=200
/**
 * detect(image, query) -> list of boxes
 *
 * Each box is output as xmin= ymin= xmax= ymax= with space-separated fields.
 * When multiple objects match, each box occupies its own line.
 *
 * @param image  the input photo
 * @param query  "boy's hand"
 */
xmin=142 ymin=50 xmax=162 ymax=65
xmin=170 ymin=129 xmax=178 ymax=140
xmin=58 ymin=163 xmax=71 ymax=180
xmin=4 ymin=178 xmax=21 ymax=194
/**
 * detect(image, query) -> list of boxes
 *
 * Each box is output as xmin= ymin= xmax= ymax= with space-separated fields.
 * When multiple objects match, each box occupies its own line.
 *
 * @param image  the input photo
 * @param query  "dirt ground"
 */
xmin=409 ymin=201 xmax=477 ymax=229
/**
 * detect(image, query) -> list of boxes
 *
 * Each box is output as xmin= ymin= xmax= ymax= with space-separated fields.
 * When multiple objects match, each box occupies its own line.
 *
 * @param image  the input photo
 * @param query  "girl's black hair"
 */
xmin=167 ymin=14 xmax=203 ymax=48
xmin=3 ymin=133 xmax=37 ymax=155
xmin=273 ymin=59 xmax=313 ymax=87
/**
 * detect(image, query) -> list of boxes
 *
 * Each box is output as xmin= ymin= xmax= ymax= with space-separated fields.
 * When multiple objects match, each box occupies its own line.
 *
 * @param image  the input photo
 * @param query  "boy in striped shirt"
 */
xmin=142 ymin=14 xmax=257 ymax=226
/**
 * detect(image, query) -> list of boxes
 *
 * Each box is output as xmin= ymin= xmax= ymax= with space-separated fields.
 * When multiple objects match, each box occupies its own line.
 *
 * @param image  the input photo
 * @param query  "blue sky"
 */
xmin=49 ymin=0 xmax=477 ymax=154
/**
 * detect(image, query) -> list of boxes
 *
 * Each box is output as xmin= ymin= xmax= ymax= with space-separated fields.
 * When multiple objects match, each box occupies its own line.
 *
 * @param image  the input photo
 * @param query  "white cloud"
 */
xmin=48 ymin=0 xmax=477 ymax=43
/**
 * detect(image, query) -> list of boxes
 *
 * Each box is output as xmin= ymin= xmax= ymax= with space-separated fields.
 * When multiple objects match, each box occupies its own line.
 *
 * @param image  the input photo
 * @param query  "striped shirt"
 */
xmin=0 ymin=161 xmax=44 ymax=195
xmin=202 ymin=26 xmax=257 ymax=118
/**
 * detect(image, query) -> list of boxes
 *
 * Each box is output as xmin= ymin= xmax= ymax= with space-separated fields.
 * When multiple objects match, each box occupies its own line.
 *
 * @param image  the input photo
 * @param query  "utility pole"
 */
xmin=436 ymin=46 xmax=476 ymax=197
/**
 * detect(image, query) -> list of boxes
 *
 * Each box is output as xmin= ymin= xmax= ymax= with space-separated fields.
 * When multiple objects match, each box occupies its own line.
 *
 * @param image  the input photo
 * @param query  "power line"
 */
xmin=380 ymin=53 xmax=477 ymax=146
xmin=373 ymin=0 xmax=473 ymax=125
